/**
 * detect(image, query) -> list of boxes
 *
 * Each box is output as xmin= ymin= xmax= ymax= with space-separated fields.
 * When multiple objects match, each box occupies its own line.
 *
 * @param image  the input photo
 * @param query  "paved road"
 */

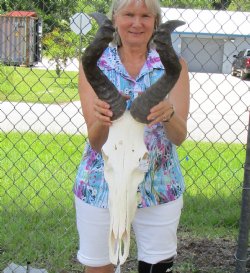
xmin=0 ymin=100 xmax=87 ymax=135
xmin=0 ymin=59 xmax=249 ymax=143
xmin=188 ymin=73 xmax=249 ymax=143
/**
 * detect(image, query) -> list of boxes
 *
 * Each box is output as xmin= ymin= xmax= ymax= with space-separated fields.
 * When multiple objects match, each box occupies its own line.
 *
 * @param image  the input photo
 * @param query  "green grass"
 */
xmin=0 ymin=66 xmax=79 ymax=104
xmin=0 ymin=132 xmax=246 ymax=272
xmin=178 ymin=140 xmax=245 ymax=237
xmin=0 ymin=131 xmax=86 ymax=272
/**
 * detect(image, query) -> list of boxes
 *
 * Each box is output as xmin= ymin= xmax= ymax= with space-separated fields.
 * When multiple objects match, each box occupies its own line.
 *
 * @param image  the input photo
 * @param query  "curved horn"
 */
xmin=130 ymin=20 xmax=185 ymax=124
xmin=81 ymin=12 xmax=127 ymax=120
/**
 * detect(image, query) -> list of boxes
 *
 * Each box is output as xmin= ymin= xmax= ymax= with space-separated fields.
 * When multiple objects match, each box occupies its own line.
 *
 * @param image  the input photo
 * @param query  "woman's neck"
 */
xmin=118 ymin=46 xmax=148 ymax=78
xmin=118 ymin=46 xmax=147 ymax=63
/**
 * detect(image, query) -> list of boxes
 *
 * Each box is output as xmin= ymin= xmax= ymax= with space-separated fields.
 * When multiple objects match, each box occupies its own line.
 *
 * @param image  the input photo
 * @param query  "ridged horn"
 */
xmin=130 ymin=20 xmax=186 ymax=124
xmin=81 ymin=12 xmax=127 ymax=120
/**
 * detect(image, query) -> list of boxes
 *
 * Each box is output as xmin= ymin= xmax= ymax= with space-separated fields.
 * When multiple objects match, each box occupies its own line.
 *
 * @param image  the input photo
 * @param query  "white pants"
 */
xmin=75 ymin=195 xmax=183 ymax=267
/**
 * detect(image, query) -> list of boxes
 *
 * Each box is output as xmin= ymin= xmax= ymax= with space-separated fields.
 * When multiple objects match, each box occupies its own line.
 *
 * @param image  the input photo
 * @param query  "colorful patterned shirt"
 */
xmin=73 ymin=46 xmax=185 ymax=208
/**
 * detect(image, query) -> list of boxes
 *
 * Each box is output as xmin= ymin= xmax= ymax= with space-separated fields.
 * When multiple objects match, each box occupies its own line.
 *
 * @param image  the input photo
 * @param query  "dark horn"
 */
xmin=89 ymin=12 xmax=109 ymax=26
xmin=81 ymin=12 xmax=127 ymax=120
xmin=130 ymin=20 xmax=186 ymax=124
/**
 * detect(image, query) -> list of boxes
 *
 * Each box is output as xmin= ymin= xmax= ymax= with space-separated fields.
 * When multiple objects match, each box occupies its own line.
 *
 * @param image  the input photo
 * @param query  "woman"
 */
xmin=74 ymin=0 xmax=190 ymax=273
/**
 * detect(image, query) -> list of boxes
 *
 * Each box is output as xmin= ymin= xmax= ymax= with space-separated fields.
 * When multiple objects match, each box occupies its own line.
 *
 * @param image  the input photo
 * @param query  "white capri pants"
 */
xmin=75 ymin=195 xmax=183 ymax=267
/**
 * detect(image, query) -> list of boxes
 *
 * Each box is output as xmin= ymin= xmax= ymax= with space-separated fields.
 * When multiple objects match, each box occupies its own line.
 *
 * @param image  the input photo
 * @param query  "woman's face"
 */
xmin=114 ymin=0 xmax=156 ymax=48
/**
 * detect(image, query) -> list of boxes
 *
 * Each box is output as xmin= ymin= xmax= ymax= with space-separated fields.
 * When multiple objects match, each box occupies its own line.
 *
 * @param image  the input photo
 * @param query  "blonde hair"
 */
xmin=108 ymin=0 xmax=162 ymax=47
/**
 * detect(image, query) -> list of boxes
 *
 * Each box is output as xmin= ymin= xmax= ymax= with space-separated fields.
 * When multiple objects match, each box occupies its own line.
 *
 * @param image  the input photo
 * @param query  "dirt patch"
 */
xmin=174 ymin=236 xmax=237 ymax=272
xmin=67 ymin=236 xmax=249 ymax=273
xmin=122 ymin=236 xmax=249 ymax=273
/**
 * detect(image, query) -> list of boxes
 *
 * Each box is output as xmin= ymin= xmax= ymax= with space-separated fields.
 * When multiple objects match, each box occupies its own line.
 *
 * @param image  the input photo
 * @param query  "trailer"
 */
xmin=0 ymin=11 xmax=42 ymax=66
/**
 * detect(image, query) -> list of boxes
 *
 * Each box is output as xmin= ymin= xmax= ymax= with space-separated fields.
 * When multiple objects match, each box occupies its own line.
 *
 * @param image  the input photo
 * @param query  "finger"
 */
xmin=94 ymin=106 xmax=113 ymax=118
xmin=147 ymin=109 xmax=165 ymax=121
xmin=95 ymin=98 xmax=110 ymax=109
xmin=94 ymin=100 xmax=113 ymax=118
xmin=149 ymin=99 xmax=171 ymax=114
xmin=150 ymin=102 xmax=163 ymax=113
xmin=147 ymin=117 xmax=162 ymax=127
xmin=94 ymin=111 xmax=112 ymax=126
xmin=147 ymin=104 xmax=174 ymax=124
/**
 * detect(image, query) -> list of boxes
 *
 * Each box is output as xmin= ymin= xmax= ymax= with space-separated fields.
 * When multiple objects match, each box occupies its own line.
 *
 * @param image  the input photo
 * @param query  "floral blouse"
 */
xmin=73 ymin=46 xmax=185 ymax=209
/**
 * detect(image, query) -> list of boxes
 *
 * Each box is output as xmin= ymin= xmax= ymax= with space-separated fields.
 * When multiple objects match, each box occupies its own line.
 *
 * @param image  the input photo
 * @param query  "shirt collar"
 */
xmin=98 ymin=46 xmax=164 ymax=81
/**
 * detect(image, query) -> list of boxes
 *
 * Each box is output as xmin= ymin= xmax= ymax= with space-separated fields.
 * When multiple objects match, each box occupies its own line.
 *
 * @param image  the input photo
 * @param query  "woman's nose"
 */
xmin=132 ymin=16 xmax=142 ymax=26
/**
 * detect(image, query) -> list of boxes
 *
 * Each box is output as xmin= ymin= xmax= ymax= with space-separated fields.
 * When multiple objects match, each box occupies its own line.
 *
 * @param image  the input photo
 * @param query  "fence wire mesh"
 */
xmin=0 ymin=1 xmax=250 ymax=273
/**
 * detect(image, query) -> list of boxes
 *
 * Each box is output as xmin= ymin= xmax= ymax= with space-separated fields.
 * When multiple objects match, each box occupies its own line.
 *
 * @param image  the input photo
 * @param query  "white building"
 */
xmin=162 ymin=8 xmax=250 ymax=74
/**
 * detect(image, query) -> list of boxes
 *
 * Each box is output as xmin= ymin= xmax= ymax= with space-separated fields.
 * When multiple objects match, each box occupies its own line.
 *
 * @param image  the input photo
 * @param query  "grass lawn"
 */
xmin=0 ymin=66 xmax=79 ymax=104
xmin=178 ymin=140 xmax=245 ymax=236
xmin=0 ymin=131 xmax=246 ymax=272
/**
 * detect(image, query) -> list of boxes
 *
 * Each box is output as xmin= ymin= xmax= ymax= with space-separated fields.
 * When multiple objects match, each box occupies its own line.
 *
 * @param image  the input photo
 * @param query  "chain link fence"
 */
xmin=0 ymin=1 xmax=250 ymax=273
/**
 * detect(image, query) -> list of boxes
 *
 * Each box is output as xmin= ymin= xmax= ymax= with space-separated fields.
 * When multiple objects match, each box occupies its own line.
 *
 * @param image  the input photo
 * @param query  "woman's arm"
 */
xmin=147 ymin=58 xmax=190 ymax=146
xmin=78 ymin=62 xmax=113 ymax=152
xmin=163 ymin=58 xmax=190 ymax=145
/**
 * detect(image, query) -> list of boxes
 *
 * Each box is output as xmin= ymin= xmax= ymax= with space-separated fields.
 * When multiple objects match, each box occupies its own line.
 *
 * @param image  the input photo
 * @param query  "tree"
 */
xmin=228 ymin=0 xmax=250 ymax=11
xmin=212 ymin=0 xmax=232 ymax=10
xmin=160 ymin=0 xmax=214 ymax=9
xmin=75 ymin=0 xmax=112 ymax=16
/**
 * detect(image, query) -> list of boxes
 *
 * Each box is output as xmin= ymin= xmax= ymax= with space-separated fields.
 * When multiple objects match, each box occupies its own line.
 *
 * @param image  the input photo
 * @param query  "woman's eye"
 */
xmin=143 ymin=14 xmax=154 ymax=19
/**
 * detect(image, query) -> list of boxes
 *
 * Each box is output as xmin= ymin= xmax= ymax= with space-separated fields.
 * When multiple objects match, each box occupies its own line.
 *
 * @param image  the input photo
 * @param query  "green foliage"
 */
xmin=77 ymin=0 xmax=112 ymax=13
xmin=228 ymin=0 xmax=250 ymax=11
xmin=1 ymin=0 xmax=250 ymax=22
xmin=0 ymin=0 xmax=79 ymax=33
xmin=0 ymin=0 xmax=40 ymax=10
xmin=160 ymin=0 xmax=213 ymax=9
xmin=42 ymin=29 xmax=79 ymax=76
xmin=36 ymin=0 xmax=80 ymax=33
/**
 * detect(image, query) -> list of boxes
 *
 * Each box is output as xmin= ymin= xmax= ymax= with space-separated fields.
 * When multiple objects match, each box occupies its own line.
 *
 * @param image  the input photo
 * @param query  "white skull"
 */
xmin=102 ymin=111 xmax=149 ymax=265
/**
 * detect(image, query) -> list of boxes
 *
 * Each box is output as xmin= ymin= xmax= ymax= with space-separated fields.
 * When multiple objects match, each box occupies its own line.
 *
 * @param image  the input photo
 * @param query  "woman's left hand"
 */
xmin=147 ymin=99 xmax=174 ymax=126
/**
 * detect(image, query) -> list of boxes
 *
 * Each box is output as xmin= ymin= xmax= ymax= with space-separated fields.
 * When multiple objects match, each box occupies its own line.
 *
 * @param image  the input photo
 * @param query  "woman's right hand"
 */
xmin=93 ymin=97 xmax=113 ymax=126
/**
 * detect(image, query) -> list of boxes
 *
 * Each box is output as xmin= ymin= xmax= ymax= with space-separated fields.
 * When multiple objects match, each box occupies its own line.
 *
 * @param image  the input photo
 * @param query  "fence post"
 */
xmin=234 ymin=112 xmax=250 ymax=273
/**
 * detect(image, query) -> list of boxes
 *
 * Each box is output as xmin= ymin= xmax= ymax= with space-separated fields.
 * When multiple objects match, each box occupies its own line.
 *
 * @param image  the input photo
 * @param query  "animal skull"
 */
xmin=102 ymin=112 xmax=148 ymax=264
xmin=81 ymin=12 xmax=185 ymax=265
